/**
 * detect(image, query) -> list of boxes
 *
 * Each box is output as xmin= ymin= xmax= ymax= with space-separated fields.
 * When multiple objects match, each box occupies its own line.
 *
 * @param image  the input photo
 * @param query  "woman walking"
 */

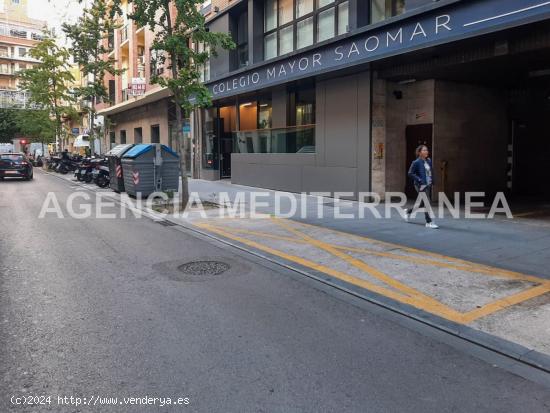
xmin=404 ymin=145 xmax=439 ymax=229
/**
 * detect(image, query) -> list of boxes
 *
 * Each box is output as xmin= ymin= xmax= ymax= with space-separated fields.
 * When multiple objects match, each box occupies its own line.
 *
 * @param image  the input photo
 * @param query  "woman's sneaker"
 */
xmin=426 ymin=222 xmax=439 ymax=229
xmin=403 ymin=209 xmax=410 ymax=222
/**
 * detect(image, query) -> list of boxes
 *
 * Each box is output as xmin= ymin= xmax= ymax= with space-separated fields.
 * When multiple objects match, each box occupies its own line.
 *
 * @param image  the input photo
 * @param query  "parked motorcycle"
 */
xmin=74 ymin=157 xmax=97 ymax=183
xmin=47 ymin=155 xmax=61 ymax=171
xmin=56 ymin=155 xmax=82 ymax=175
xmin=92 ymin=158 xmax=110 ymax=188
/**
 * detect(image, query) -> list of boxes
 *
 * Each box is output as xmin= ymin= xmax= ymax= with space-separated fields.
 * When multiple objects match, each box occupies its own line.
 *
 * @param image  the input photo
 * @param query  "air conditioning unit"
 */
xmin=138 ymin=55 xmax=145 ymax=65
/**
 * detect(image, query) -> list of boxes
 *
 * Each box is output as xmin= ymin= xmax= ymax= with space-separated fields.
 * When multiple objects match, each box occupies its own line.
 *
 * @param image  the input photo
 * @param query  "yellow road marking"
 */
xmin=195 ymin=218 xmax=550 ymax=324
xmin=208 ymin=225 xmax=548 ymax=284
xmin=270 ymin=217 xmax=461 ymax=309
xmin=289 ymin=219 xmax=543 ymax=282
xmin=197 ymin=222 xmax=467 ymax=323
xmin=461 ymin=285 xmax=550 ymax=323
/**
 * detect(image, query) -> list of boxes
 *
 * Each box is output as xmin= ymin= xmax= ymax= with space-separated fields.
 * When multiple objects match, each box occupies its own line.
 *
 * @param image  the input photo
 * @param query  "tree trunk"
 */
xmin=175 ymin=101 xmax=189 ymax=209
xmin=164 ymin=3 xmax=189 ymax=210
xmin=90 ymin=91 xmax=96 ymax=155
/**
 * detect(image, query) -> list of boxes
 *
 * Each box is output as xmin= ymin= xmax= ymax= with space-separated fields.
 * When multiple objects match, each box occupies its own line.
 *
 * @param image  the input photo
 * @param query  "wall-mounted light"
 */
xmin=240 ymin=102 xmax=253 ymax=107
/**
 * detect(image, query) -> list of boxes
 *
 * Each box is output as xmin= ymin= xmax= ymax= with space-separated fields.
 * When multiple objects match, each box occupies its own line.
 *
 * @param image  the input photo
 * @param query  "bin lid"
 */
xmin=106 ymin=144 xmax=134 ymax=158
xmin=123 ymin=144 xmax=153 ymax=159
xmin=122 ymin=144 xmax=179 ymax=159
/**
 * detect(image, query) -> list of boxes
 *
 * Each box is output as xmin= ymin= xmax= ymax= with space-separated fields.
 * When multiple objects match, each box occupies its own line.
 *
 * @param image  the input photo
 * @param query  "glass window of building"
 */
xmin=370 ymin=0 xmax=432 ymax=23
xmin=264 ymin=0 xmax=349 ymax=59
xmin=279 ymin=25 xmax=294 ymax=55
xmin=294 ymin=88 xmax=316 ymax=126
xmin=258 ymin=99 xmax=273 ymax=130
xmin=297 ymin=17 xmax=314 ymax=49
xmin=265 ymin=0 xmax=278 ymax=31
xmin=337 ymin=1 xmax=349 ymax=35
xmin=317 ymin=7 xmax=335 ymax=43
xmin=279 ymin=0 xmax=294 ymax=25
xmin=264 ymin=32 xmax=278 ymax=60
xmin=296 ymin=0 xmax=313 ymax=18
xmin=235 ymin=10 xmax=249 ymax=68
xmin=196 ymin=42 xmax=210 ymax=82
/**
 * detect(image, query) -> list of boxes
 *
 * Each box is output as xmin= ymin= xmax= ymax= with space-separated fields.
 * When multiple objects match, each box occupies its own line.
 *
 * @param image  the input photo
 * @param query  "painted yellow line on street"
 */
xmin=289 ymin=220 xmax=544 ymax=282
xmin=209 ymin=224 xmax=547 ymax=284
xmin=462 ymin=285 xmax=550 ymax=323
xmin=270 ymin=217 xmax=464 ymax=317
xmin=195 ymin=218 xmax=550 ymax=324
xmin=197 ymin=222 xmax=467 ymax=323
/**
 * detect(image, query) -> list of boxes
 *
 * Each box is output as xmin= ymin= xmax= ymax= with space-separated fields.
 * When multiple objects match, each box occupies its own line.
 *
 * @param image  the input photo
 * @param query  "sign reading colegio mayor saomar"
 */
xmin=207 ymin=0 xmax=550 ymax=99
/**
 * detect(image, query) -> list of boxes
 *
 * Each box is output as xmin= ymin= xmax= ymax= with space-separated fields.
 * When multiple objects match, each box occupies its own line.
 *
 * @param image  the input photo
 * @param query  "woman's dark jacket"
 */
xmin=408 ymin=158 xmax=435 ymax=186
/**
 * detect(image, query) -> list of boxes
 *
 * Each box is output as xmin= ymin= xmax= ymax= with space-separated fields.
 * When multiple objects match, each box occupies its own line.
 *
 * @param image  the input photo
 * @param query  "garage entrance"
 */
xmin=378 ymin=22 xmax=550 ymax=202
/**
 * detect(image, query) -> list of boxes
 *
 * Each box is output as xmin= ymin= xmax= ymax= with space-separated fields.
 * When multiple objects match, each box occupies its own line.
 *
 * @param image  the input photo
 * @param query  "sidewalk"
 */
xmin=184 ymin=179 xmax=550 ymax=363
xmin=188 ymin=179 xmax=550 ymax=278
xmin=45 ymin=171 xmax=550 ymax=368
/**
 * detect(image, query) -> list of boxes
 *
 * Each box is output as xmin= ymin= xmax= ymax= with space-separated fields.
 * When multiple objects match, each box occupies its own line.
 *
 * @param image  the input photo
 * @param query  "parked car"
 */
xmin=0 ymin=153 xmax=33 ymax=181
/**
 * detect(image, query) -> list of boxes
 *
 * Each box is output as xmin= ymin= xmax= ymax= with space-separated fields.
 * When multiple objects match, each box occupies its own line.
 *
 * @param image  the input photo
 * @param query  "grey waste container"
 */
xmin=121 ymin=144 xmax=180 ymax=197
xmin=106 ymin=144 xmax=134 ymax=192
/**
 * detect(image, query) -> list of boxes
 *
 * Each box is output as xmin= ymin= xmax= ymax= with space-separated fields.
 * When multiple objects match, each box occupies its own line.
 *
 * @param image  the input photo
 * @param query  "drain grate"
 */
xmin=178 ymin=261 xmax=230 ymax=276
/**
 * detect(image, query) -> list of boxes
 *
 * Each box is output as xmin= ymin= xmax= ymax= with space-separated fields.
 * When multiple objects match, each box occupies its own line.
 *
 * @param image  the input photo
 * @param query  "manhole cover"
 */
xmin=178 ymin=261 xmax=230 ymax=276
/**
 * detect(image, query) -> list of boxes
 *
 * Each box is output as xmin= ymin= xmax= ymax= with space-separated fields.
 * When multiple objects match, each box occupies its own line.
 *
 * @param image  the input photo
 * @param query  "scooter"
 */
xmin=92 ymin=158 xmax=110 ymax=188
xmin=74 ymin=158 xmax=96 ymax=183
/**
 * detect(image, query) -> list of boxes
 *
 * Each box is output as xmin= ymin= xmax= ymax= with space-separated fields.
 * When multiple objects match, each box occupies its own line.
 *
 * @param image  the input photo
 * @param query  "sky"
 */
xmin=28 ymin=0 xmax=86 ymax=33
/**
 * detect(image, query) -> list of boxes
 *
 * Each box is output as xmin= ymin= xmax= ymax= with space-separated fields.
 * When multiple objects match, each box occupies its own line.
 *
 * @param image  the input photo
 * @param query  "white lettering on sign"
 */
xmin=387 ymin=28 xmax=403 ymax=46
xmin=436 ymin=14 xmax=451 ymax=34
xmin=410 ymin=22 xmax=427 ymax=40
xmin=211 ymin=14 xmax=454 ymax=96
xmin=365 ymin=36 xmax=380 ymax=52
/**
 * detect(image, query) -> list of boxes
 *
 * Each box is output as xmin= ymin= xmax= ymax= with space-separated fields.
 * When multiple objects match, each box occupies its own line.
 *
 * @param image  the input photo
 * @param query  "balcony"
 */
xmin=0 ymin=67 xmax=15 ymax=75
xmin=233 ymin=125 xmax=315 ymax=154
xmin=120 ymin=25 xmax=129 ymax=44
xmin=200 ymin=4 xmax=212 ymax=16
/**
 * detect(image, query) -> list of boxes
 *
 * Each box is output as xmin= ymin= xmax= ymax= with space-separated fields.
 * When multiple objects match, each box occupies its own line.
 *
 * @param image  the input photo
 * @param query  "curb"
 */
xmin=162 ymin=215 xmax=550 ymax=376
xmin=41 ymin=169 xmax=550 ymax=375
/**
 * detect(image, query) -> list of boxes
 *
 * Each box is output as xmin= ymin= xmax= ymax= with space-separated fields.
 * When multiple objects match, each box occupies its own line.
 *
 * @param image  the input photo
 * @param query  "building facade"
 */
xmin=199 ymin=0 xmax=550 ymax=201
xmin=97 ymin=1 xmax=181 ymax=165
xmin=97 ymin=0 xmax=241 ymax=177
xmin=0 ymin=0 xmax=45 ymax=105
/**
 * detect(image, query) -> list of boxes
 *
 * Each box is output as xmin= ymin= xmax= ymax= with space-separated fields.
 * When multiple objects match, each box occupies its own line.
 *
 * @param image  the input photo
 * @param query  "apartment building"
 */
xmin=97 ymin=0 xmax=241 ymax=175
xmin=198 ymin=0 xmax=550 ymax=201
xmin=0 ymin=0 xmax=44 ymax=91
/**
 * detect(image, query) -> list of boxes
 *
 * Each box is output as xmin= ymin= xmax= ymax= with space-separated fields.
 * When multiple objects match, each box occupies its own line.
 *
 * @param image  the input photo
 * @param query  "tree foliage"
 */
xmin=127 ymin=0 xmax=234 ymax=205
xmin=62 ymin=0 xmax=124 ymax=142
xmin=0 ymin=109 xmax=20 ymax=142
xmin=18 ymin=31 xmax=75 ymax=143
xmin=16 ymin=110 xmax=56 ymax=143
xmin=129 ymin=0 xmax=234 ymax=112
xmin=0 ymin=109 xmax=55 ymax=144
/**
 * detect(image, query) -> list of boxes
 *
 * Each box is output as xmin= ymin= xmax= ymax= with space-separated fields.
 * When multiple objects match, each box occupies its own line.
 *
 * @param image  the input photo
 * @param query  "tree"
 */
xmin=18 ymin=32 xmax=75 ymax=151
xmin=128 ymin=0 xmax=234 ymax=207
xmin=0 ymin=109 xmax=20 ymax=143
xmin=62 ymin=0 xmax=124 ymax=153
xmin=15 ymin=109 xmax=56 ymax=155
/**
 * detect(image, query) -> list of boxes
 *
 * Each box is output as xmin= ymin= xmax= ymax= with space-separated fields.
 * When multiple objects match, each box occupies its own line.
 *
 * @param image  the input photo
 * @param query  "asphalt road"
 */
xmin=1 ymin=170 xmax=550 ymax=413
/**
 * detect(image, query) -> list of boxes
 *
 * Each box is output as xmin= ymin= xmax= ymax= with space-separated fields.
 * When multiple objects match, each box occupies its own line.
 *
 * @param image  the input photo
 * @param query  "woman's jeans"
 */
xmin=407 ymin=185 xmax=433 ymax=223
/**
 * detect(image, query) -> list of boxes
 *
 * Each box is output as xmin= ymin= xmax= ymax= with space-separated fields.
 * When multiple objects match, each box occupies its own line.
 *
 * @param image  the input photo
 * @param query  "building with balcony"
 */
xmin=0 ymin=0 xmax=45 ymax=91
xmin=96 ymin=0 xmax=178 ymax=162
